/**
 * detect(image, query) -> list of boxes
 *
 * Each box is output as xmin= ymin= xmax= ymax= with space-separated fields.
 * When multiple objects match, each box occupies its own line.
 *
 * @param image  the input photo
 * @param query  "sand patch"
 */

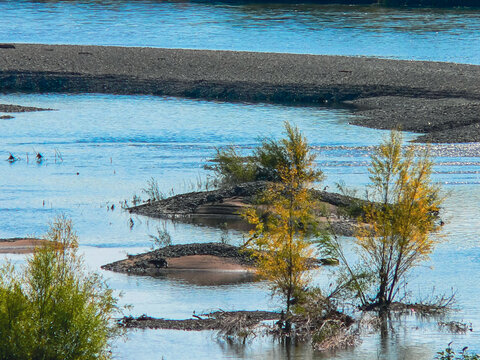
xmin=0 ymin=238 xmax=48 ymax=254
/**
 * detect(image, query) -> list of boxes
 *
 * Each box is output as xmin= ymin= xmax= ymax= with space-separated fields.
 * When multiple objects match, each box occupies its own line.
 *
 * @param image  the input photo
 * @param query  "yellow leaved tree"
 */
xmin=356 ymin=131 xmax=443 ymax=309
xmin=242 ymin=122 xmax=323 ymax=316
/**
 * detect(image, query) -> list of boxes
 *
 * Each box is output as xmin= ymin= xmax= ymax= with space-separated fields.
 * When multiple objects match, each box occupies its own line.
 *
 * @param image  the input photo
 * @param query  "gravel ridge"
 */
xmin=1 ymin=44 xmax=480 ymax=142
xmin=0 ymin=103 xmax=53 ymax=112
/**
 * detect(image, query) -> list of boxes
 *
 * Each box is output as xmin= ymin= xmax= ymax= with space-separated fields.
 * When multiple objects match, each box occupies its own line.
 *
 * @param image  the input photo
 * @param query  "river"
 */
xmin=1 ymin=1 xmax=480 ymax=359
xmin=2 ymin=0 xmax=480 ymax=63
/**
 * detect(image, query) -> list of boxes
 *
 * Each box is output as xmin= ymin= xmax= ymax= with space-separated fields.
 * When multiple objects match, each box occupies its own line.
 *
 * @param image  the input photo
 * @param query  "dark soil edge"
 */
xmin=0 ymin=103 xmax=53 ymax=112
xmin=128 ymin=182 xmax=363 ymax=236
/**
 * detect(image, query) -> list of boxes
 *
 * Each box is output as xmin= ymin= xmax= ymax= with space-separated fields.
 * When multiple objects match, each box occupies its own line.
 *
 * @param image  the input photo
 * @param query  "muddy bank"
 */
xmin=128 ymin=182 xmax=362 ymax=236
xmin=118 ymin=309 xmax=355 ymax=351
xmin=0 ymin=238 xmax=48 ymax=254
xmin=1 ymin=44 xmax=480 ymax=142
xmin=118 ymin=310 xmax=281 ymax=331
xmin=130 ymin=182 xmax=263 ymax=219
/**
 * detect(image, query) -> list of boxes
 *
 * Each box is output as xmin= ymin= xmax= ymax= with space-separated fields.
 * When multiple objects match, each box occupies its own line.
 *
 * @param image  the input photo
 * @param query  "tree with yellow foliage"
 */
xmin=356 ymin=131 xmax=443 ymax=309
xmin=242 ymin=122 xmax=323 ymax=317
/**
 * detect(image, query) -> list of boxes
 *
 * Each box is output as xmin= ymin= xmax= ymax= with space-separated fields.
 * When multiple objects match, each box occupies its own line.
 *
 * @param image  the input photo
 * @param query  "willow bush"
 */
xmin=357 ymin=131 xmax=443 ymax=309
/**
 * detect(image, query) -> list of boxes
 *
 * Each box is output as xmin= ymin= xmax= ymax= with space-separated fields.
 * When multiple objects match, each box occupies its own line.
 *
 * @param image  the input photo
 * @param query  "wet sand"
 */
xmin=102 ymin=243 xmax=258 ymax=285
xmin=0 ymin=238 xmax=48 ymax=254
xmin=1 ymin=43 xmax=479 ymax=142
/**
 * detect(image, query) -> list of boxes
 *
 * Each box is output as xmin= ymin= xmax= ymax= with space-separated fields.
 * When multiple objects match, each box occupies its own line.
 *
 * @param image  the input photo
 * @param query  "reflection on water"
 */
xmin=137 ymin=269 xmax=257 ymax=286
xmin=0 ymin=93 xmax=479 ymax=359
xmin=1 ymin=1 xmax=480 ymax=63
xmin=113 ymin=329 xmax=320 ymax=360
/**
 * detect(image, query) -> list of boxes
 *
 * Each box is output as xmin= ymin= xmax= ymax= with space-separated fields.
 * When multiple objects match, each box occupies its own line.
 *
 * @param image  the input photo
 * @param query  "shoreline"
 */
xmin=101 ymin=242 xmax=258 ymax=285
xmin=101 ymin=242 xmax=257 ymax=273
xmin=100 ymin=241 xmax=331 ymax=285
xmin=1 ymin=43 xmax=480 ymax=142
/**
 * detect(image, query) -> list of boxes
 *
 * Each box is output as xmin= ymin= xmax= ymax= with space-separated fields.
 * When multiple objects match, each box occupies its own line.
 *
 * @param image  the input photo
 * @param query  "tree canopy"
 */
xmin=318 ymin=131 xmax=444 ymax=310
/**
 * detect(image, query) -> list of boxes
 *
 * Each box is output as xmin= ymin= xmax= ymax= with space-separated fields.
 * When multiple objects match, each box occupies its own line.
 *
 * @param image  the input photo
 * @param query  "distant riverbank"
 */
xmin=1 ymin=44 xmax=480 ymax=143
xmin=192 ymin=0 xmax=480 ymax=6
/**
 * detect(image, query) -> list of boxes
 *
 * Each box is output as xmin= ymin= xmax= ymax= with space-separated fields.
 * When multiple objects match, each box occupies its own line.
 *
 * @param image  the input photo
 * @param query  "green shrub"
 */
xmin=0 ymin=216 xmax=120 ymax=360
xmin=206 ymin=122 xmax=323 ymax=186
xmin=207 ymin=146 xmax=257 ymax=185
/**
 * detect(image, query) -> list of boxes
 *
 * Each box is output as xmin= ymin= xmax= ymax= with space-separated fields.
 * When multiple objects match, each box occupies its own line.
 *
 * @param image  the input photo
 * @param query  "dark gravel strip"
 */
xmin=1 ymin=44 xmax=480 ymax=142
xmin=0 ymin=237 xmax=41 ymax=243
xmin=145 ymin=242 xmax=255 ymax=264
xmin=0 ymin=104 xmax=53 ymax=112
xmin=118 ymin=311 xmax=281 ymax=331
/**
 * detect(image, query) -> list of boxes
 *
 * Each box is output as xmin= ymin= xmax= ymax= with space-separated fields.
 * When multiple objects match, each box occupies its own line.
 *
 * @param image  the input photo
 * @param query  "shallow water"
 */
xmin=0 ymin=93 xmax=406 ymax=244
xmin=0 ymin=93 xmax=480 ymax=359
xmin=2 ymin=0 xmax=480 ymax=63
xmin=2 ymin=1 xmax=480 ymax=358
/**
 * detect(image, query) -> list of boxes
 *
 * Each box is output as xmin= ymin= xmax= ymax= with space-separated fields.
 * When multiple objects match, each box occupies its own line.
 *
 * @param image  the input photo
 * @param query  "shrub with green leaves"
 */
xmin=206 ymin=122 xmax=323 ymax=186
xmin=0 ymin=215 xmax=120 ymax=360
xmin=207 ymin=146 xmax=258 ymax=185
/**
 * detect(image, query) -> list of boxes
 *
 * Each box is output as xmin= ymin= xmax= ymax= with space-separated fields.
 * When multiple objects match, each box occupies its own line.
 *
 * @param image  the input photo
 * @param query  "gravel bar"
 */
xmin=1 ymin=43 xmax=479 ymax=142
xmin=0 ymin=103 xmax=53 ymax=112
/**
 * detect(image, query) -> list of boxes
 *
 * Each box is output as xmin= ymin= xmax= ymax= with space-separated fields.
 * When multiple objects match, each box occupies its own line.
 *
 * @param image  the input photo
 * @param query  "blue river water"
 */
xmin=1 ymin=0 xmax=480 ymax=63
xmin=1 ymin=93 xmax=479 ymax=359
xmin=1 ymin=1 xmax=480 ymax=359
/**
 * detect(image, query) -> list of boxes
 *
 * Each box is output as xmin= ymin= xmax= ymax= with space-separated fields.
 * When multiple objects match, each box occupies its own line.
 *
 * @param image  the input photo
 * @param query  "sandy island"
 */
xmin=0 ymin=238 xmax=49 ymax=254
xmin=1 ymin=43 xmax=479 ymax=142
xmin=101 ymin=242 xmax=260 ymax=285
xmin=127 ymin=182 xmax=361 ymax=237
